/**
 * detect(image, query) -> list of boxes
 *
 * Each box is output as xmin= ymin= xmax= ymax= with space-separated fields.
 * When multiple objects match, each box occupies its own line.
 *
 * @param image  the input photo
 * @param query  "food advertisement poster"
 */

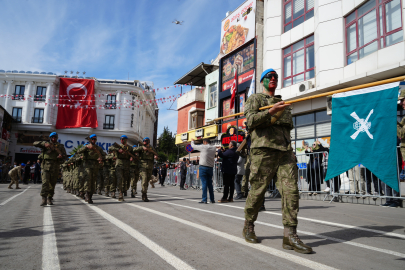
xmin=222 ymin=42 xmax=255 ymax=91
xmin=240 ymin=93 xmax=245 ymax=113
xmin=222 ymin=98 xmax=233 ymax=118
xmin=220 ymin=0 xmax=256 ymax=56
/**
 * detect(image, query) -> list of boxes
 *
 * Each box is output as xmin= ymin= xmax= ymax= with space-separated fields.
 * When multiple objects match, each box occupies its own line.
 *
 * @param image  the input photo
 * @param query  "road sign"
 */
xmin=186 ymin=144 xmax=193 ymax=152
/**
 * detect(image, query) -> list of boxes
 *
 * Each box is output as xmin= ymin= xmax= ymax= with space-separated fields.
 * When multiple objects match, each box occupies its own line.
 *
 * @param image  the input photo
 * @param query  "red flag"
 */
xmin=55 ymin=78 xmax=98 ymax=129
xmin=230 ymin=70 xmax=237 ymax=109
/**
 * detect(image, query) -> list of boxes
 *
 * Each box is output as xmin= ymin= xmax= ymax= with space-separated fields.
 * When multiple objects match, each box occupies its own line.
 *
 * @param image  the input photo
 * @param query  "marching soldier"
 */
xmin=8 ymin=163 xmax=25 ymax=189
xmin=130 ymin=145 xmax=140 ymax=198
xmin=76 ymin=134 xmax=105 ymax=204
xmin=133 ymin=137 xmax=158 ymax=202
xmin=34 ymin=132 xmax=67 ymax=206
xmin=242 ymin=69 xmax=312 ymax=254
xmin=106 ymin=148 xmax=118 ymax=198
xmin=103 ymin=151 xmax=111 ymax=197
xmin=97 ymin=163 xmax=104 ymax=195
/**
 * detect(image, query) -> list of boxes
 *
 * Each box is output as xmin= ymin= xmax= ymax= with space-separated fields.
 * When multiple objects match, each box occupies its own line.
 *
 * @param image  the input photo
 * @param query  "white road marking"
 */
xmin=0 ymin=186 xmax=31 ymax=206
xmin=73 ymin=196 xmax=194 ymax=270
xmin=125 ymin=202 xmax=337 ymax=270
xmin=159 ymin=200 xmax=405 ymax=258
xmin=150 ymin=193 xmax=405 ymax=240
xmin=42 ymin=207 xmax=61 ymax=270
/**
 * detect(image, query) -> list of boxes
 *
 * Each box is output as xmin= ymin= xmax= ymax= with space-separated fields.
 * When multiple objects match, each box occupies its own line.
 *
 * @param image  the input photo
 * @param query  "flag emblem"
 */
xmin=351 ymin=109 xmax=373 ymax=140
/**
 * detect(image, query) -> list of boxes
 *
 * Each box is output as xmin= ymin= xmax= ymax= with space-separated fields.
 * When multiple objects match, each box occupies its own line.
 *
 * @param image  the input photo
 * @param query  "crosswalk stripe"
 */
xmin=0 ymin=186 xmax=31 ymax=206
xmin=42 ymin=207 xmax=61 ymax=270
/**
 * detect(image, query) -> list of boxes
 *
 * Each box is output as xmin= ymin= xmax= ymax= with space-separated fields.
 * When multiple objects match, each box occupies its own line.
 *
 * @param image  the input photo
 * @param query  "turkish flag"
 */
xmin=230 ymin=71 xmax=237 ymax=110
xmin=55 ymin=78 xmax=98 ymax=129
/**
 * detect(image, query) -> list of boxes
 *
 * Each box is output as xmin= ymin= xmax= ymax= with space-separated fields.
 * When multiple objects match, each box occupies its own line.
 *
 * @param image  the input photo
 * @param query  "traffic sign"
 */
xmin=186 ymin=144 xmax=193 ymax=152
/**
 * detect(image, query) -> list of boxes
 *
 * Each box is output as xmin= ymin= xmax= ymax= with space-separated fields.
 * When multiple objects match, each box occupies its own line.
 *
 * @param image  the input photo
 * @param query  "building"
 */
xmin=0 ymin=70 xmax=157 ymax=163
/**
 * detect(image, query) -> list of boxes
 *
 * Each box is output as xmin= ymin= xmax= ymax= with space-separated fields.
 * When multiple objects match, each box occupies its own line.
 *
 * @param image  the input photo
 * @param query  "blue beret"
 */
xmin=121 ymin=135 xmax=128 ymax=139
xmin=49 ymin=132 xmax=58 ymax=137
xmin=21 ymin=163 xmax=26 ymax=166
xmin=143 ymin=137 xmax=150 ymax=141
xmin=89 ymin=134 xmax=97 ymax=139
xmin=260 ymin=68 xmax=276 ymax=82
xmin=133 ymin=145 xmax=137 ymax=148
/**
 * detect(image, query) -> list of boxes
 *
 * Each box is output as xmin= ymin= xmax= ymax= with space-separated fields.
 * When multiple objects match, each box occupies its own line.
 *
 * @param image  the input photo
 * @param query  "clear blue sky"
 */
xmin=0 ymin=0 xmax=242 ymax=136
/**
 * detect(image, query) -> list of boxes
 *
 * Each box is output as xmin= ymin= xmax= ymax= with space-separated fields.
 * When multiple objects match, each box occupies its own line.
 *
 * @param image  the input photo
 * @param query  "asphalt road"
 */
xmin=1 ymin=183 xmax=404 ymax=270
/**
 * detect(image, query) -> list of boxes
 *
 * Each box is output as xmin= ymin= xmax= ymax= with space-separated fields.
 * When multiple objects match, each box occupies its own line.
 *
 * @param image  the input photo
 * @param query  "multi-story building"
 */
xmin=0 ymin=70 xmax=157 ymax=163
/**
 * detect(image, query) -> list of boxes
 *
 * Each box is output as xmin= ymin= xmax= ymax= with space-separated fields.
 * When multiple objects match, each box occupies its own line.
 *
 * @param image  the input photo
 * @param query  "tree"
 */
xmin=70 ymin=144 xmax=83 ymax=156
xmin=157 ymin=126 xmax=187 ymax=162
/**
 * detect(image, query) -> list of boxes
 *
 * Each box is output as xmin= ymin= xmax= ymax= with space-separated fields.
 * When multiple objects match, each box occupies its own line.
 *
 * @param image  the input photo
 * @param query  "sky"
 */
xmin=0 ymin=0 xmax=242 ymax=136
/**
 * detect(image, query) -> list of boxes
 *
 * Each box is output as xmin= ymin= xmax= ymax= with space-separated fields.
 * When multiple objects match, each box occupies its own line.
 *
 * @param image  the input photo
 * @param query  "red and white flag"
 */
xmin=230 ymin=70 xmax=237 ymax=109
xmin=55 ymin=78 xmax=98 ymax=129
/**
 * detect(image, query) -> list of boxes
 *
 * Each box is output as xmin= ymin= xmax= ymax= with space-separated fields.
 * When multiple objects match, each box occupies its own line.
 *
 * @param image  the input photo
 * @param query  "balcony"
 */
xmin=12 ymin=94 xmax=25 ymax=100
xmin=103 ymin=123 xmax=115 ymax=129
xmin=34 ymin=95 xmax=46 ymax=102
xmin=13 ymin=117 xmax=22 ymax=123
xmin=32 ymin=117 xmax=43 ymax=123
xmin=104 ymin=103 xmax=117 ymax=109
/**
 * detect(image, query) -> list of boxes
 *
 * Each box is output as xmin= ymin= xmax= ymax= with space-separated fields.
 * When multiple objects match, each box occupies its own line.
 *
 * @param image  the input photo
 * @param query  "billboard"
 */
xmin=220 ymin=0 xmax=256 ymax=56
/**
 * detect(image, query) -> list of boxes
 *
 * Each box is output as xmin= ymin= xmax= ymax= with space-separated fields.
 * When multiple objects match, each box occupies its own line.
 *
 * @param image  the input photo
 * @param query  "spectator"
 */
xmin=34 ymin=159 xmax=41 ymax=184
xmin=217 ymin=140 xmax=239 ymax=203
xmin=234 ymin=152 xmax=246 ymax=200
xmin=364 ymin=167 xmax=381 ymax=196
xmin=305 ymin=141 xmax=327 ymax=195
xmin=159 ymin=165 xmax=166 ymax=187
xmin=13 ymin=161 xmax=17 ymax=168
xmin=381 ymin=137 xmax=402 ymax=208
xmin=348 ymin=165 xmax=365 ymax=195
xmin=191 ymin=139 xmax=216 ymax=204
xmin=180 ymin=158 xmax=187 ymax=190
xmin=23 ymin=161 xmax=31 ymax=185
xmin=30 ymin=162 xmax=35 ymax=181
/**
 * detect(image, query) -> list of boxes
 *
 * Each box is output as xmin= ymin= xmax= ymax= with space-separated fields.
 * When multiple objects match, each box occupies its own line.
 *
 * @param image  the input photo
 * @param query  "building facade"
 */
xmin=0 ymin=71 xmax=157 ymax=163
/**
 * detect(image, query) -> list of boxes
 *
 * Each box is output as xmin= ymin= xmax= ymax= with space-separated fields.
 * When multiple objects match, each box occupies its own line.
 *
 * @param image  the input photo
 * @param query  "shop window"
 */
xmin=284 ymin=0 xmax=314 ymax=33
xmin=346 ymin=0 xmax=403 ymax=65
xmin=190 ymin=111 xmax=204 ymax=129
xmin=296 ymin=112 xmax=314 ymax=126
xmin=208 ymin=83 xmax=217 ymax=108
xmin=283 ymin=35 xmax=315 ymax=87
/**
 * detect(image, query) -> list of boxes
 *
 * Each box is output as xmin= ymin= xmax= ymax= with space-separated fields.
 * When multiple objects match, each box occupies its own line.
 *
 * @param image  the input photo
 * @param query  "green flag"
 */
xmin=324 ymin=82 xmax=400 ymax=192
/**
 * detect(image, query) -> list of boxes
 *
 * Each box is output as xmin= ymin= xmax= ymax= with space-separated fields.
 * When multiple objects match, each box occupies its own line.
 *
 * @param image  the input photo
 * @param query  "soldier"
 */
xmin=130 ymin=145 xmax=140 ymax=198
xmin=106 ymin=149 xmax=118 ymax=198
xmin=103 ymin=151 xmax=111 ymax=197
xmin=242 ymin=69 xmax=312 ymax=254
xmin=97 ymin=162 xmax=104 ymax=195
xmin=133 ymin=137 xmax=158 ymax=202
xmin=8 ymin=163 xmax=25 ymax=189
xmin=34 ymin=132 xmax=67 ymax=206
xmin=76 ymin=134 xmax=105 ymax=204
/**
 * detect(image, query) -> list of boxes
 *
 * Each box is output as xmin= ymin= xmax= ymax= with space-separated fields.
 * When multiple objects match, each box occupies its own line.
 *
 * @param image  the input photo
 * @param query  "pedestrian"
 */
xmin=242 ymin=69 xmax=312 ymax=254
xmin=234 ymin=151 xmax=246 ymax=200
xmin=152 ymin=165 xmax=158 ymax=188
xmin=23 ymin=160 xmax=31 ymax=184
xmin=133 ymin=137 xmax=158 ymax=202
xmin=159 ymin=165 xmax=166 ymax=186
xmin=8 ymin=163 xmax=25 ymax=189
xmin=179 ymin=158 xmax=187 ymax=190
xmin=217 ymin=141 xmax=239 ymax=203
xmin=191 ymin=138 xmax=216 ymax=204
xmin=34 ymin=160 xmax=41 ymax=184
xmin=30 ymin=161 xmax=35 ymax=181
xmin=76 ymin=134 xmax=105 ymax=204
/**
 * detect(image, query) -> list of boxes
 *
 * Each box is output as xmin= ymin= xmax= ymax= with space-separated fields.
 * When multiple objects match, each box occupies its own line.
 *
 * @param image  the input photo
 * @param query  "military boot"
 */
xmin=98 ymin=189 xmax=102 ymax=195
xmin=85 ymin=192 xmax=89 ymax=202
xmin=131 ymin=189 xmax=135 ymax=198
xmin=111 ymin=191 xmax=116 ymax=198
xmin=142 ymin=192 xmax=149 ymax=202
xmin=79 ymin=192 xmax=85 ymax=199
xmin=8 ymin=186 xmax=13 ymax=189
xmin=40 ymin=196 xmax=47 ymax=206
xmin=47 ymin=197 xmax=54 ymax=205
xmin=244 ymin=220 xmax=258 ymax=243
xmin=88 ymin=193 xmax=93 ymax=204
xmin=118 ymin=191 xmax=125 ymax=202
xmin=76 ymin=190 xmax=80 ymax=197
xmin=105 ymin=187 xmax=110 ymax=197
xmin=283 ymin=226 xmax=313 ymax=254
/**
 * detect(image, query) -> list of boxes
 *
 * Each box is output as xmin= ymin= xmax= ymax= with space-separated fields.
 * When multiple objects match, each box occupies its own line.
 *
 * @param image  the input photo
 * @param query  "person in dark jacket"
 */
xmin=159 ymin=165 xmax=167 ymax=186
xmin=23 ymin=161 xmax=31 ymax=184
xmin=305 ymin=141 xmax=327 ymax=195
xmin=180 ymin=158 xmax=187 ymax=190
xmin=34 ymin=160 xmax=41 ymax=184
xmin=217 ymin=140 xmax=239 ymax=203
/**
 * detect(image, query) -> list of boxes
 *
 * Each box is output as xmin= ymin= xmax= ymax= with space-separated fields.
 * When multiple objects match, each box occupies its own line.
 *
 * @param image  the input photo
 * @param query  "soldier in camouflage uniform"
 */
xmin=130 ymin=145 xmax=140 ymax=198
xmin=97 ymin=164 xmax=104 ymax=195
xmin=103 ymin=152 xmax=111 ymax=197
xmin=133 ymin=137 xmax=157 ymax=202
xmin=242 ymin=69 xmax=312 ymax=254
xmin=398 ymin=90 xmax=405 ymax=160
xmin=106 ymin=149 xmax=118 ymax=198
xmin=8 ymin=163 xmax=25 ymax=189
xmin=76 ymin=134 xmax=106 ymax=204
xmin=34 ymin=132 xmax=67 ymax=206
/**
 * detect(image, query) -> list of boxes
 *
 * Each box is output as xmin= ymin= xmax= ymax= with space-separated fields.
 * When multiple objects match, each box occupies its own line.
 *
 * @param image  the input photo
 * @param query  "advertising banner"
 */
xmin=220 ymin=0 xmax=256 ymax=56
xmin=221 ymin=118 xmax=247 ymax=133
xmin=222 ymin=42 xmax=255 ymax=92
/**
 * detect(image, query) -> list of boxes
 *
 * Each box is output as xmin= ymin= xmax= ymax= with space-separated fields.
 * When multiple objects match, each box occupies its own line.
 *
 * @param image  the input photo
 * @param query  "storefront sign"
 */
xmin=19 ymin=147 xmax=42 ymax=154
xmin=220 ymin=0 xmax=256 ymax=56
xmin=220 ymin=126 xmax=245 ymax=147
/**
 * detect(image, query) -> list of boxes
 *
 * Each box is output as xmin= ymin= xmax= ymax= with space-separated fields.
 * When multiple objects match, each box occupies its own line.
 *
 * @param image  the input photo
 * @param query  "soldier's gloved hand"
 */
xmin=143 ymin=147 xmax=148 ymax=151
xmin=130 ymin=157 xmax=133 ymax=161
xmin=154 ymin=155 xmax=158 ymax=159
xmin=268 ymin=101 xmax=290 ymax=115
xmin=44 ymin=143 xmax=50 ymax=148
xmin=57 ymin=154 xmax=62 ymax=159
xmin=87 ymin=144 xmax=93 ymax=149
xmin=118 ymin=149 xmax=124 ymax=153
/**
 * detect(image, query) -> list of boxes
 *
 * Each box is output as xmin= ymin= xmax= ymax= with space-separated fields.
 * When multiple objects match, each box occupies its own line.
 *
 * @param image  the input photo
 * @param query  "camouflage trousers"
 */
xmin=115 ymin=166 xmax=128 ymax=192
xmin=140 ymin=161 xmax=153 ymax=193
xmin=8 ymin=176 xmax=20 ymax=188
xmin=41 ymin=160 xmax=60 ymax=198
xmin=84 ymin=166 xmax=98 ymax=193
xmin=109 ymin=169 xmax=117 ymax=191
xmin=103 ymin=166 xmax=111 ymax=189
xmin=130 ymin=167 xmax=140 ymax=192
xmin=97 ymin=169 xmax=104 ymax=190
xmin=241 ymin=158 xmax=250 ymax=194
xmin=245 ymin=148 xmax=299 ymax=227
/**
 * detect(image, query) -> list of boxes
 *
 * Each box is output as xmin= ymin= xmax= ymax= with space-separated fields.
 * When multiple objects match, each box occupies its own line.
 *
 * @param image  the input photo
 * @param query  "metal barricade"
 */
xmin=213 ymin=161 xmax=223 ymax=192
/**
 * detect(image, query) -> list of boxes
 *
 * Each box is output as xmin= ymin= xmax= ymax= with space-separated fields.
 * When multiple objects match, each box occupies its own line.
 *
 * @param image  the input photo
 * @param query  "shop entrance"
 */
xmin=14 ymin=153 xmax=40 ymax=165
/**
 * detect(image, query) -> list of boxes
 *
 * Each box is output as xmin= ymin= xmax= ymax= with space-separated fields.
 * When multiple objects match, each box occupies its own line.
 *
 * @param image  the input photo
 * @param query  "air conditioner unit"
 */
xmin=181 ymin=133 xmax=188 ymax=141
xmin=326 ymin=96 xmax=332 ymax=115
xmin=195 ymin=128 xmax=204 ymax=137
xmin=299 ymin=81 xmax=312 ymax=92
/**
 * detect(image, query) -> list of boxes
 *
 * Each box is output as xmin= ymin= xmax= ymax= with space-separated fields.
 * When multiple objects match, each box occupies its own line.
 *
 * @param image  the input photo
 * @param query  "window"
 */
xmin=105 ymin=95 xmax=117 ymax=109
xmin=284 ymin=0 xmax=314 ymax=32
xmin=208 ymin=83 xmax=217 ymax=108
xmin=12 ymin=108 xmax=22 ymax=123
xmin=104 ymin=115 xmax=115 ymax=129
xmin=35 ymin=86 xmax=46 ymax=101
xmin=346 ymin=0 xmax=403 ymax=65
xmin=13 ymin=85 xmax=25 ymax=100
xmin=190 ymin=111 xmax=204 ymax=129
xmin=283 ymin=35 xmax=315 ymax=87
xmin=32 ymin=109 xmax=44 ymax=123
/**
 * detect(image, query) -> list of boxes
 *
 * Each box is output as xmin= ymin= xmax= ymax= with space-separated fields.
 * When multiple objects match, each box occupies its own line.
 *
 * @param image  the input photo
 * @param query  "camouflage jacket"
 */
xmin=9 ymin=165 xmax=22 ymax=178
xmin=33 ymin=141 xmax=67 ymax=161
xmin=397 ymin=117 xmax=405 ymax=147
xmin=76 ymin=143 xmax=106 ymax=161
xmin=133 ymin=145 xmax=156 ymax=162
xmin=244 ymin=93 xmax=293 ymax=151
xmin=109 ymin=144 xmax=133 ymax=166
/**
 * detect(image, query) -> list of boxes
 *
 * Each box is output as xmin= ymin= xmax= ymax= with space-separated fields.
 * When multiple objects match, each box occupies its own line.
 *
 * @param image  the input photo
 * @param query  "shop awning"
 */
xmin=174 ymin=62 xmax=218 ymax=86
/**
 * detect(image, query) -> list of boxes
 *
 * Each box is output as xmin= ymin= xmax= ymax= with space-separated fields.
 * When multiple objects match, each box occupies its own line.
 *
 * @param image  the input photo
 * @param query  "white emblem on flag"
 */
xmin=350 ymin=109 xmax=373 ymax=140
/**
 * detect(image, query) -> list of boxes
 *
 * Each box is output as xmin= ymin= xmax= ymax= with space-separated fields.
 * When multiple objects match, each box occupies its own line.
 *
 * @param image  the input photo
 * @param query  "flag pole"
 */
xmin=212 ymin=75 xmax=405 ymax=122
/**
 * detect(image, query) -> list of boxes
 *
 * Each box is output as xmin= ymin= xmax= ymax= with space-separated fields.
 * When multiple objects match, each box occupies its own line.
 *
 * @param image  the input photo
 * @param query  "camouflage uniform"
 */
xmin=109 ymin=144 xmax=132 ymax=199
xmin=397 ymin=114 xmax=405 ymax=160
xmin=241 ymin=154 xmax=250 ymax=196
xmin=103 ymin=158 xmax=111 ymax=195
xmin=244 ymin=93 xmax=298 ymax=226
xmin=33 ymin=141 xmax=67 ymax=199
xmin=133 ymin=146 xmax=156 ymax=197
xmin=8 ymin=165 xmax=22 ymax=188
xmin=97 ymin=166 xmax=104 ymax=194
xmin=105 ymin=153 xmax=117 ymax=196
xmin=130 ymin=154 xmax=140 ymax=196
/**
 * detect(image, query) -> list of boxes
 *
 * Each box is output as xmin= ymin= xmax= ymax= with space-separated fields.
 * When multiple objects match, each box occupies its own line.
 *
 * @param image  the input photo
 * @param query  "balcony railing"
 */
xmin=32 ymin=117 xmax=43 ymax=123
xmin=105 ymin=103 xmax=117 ymax=109
xmin=12 ymin=94 xmax=25 ymax=100
xmin=13 ymin=117 xmax=22 ymax=123
xmin=34 ymin=95 xmax=46 ymax=102
xmin=103 ymin=123 xmax=115 ymax=129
